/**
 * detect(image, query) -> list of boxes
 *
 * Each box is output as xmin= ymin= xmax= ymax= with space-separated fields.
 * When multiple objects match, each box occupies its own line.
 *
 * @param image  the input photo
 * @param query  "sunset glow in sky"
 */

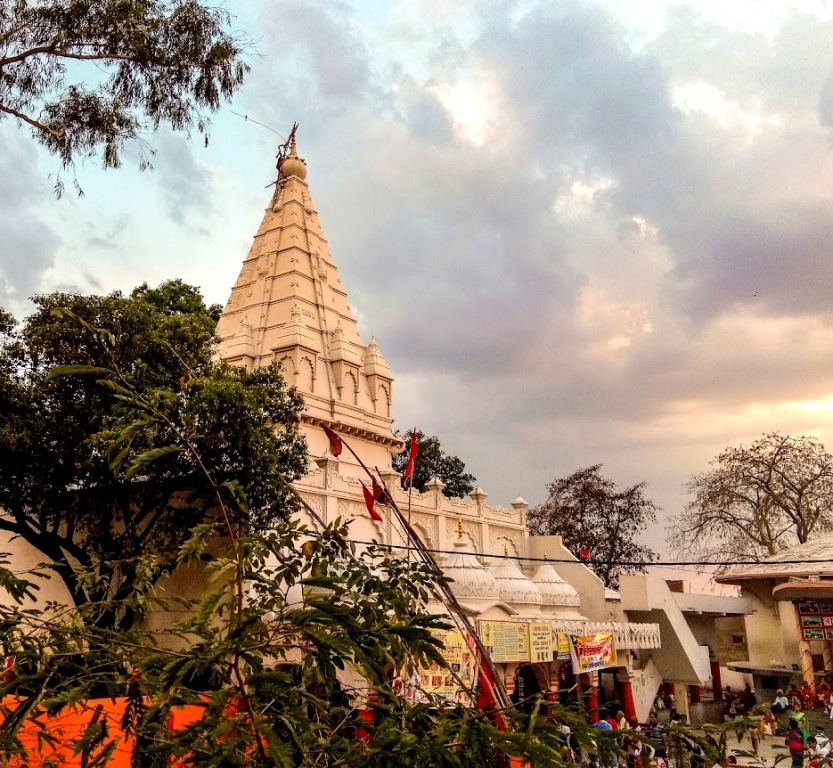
xmin=4 ymin=0 xmax=833 ymax=575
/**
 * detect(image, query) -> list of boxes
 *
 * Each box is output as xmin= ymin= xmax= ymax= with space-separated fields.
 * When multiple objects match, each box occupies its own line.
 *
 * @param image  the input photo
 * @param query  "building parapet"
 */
xmin=553 ymin=620 xmax=662 ymax=650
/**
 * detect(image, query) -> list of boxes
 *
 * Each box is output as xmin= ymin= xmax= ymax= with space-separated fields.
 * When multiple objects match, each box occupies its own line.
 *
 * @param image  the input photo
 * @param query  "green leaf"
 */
xmin=124 ymin=445 xmax=183 ymax=480
xmin=0 ymin=565 xmax=39 ymax=604
xmin=44 ymin=364 xmax=110 ymax=381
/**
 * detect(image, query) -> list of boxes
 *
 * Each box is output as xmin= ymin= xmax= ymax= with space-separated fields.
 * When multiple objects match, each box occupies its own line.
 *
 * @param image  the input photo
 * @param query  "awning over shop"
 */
xmin=772 ymin=582 xmax=833 ymax=602
xmin=727 ymin=661 xmax=798 ymax=677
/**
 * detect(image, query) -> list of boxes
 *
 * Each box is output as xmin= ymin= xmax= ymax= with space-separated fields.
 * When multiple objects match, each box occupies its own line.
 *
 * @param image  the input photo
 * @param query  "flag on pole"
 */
xmin=403 ymin=429 xmax=419 ymax=483
xmin=361 ymin=482 xmax=384 ymax=522
xmin=475 ymin=652 xmax=507 ymax=732
xmin=372 ymin=478 xmax=390 ymax=506
xmin=321 ymin=423 xmax=343 ymax=457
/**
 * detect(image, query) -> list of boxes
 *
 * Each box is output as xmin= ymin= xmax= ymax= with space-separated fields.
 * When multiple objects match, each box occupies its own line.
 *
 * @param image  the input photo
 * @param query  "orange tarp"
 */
xmin=0 ymin=696 xmax=206 ymax=767
xmin=3 ymin=696 xmax=134 ymax=767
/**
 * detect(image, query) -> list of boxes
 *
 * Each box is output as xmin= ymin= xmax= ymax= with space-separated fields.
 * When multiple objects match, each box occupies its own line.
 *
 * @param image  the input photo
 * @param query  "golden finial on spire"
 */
xmin=278 ymin=123 xmax=306 ymax=180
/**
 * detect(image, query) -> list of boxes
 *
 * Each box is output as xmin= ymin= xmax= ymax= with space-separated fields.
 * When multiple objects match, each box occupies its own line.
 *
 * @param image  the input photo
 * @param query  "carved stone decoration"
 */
xmin=336 ymin=499 xmax=365 ymax=520
xmin=335 ymin=498 xmax=385 ymax=537
xmin=490 ymin=558 xmax=543 ymax=607
xmin=489 ymin=527 xmax=522 ymax=556
xmin=532 ymin=562 xmax=581 ymax=607
xmin=441 ymin=534 xmax=500 ymax=600
xmin=410 ymin=513 xmax=437 ymax=547
xmin=445 ymin=518 xmax=481 ymax=553
xmin=299 ymin=493 xmax=325 ymax=529
xmin=315 ymin=453 xmax=339 ymax=488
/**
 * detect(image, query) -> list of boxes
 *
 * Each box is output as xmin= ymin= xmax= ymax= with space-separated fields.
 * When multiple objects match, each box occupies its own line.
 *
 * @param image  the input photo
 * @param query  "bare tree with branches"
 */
xmin=669 ymin=433 xmax=833 ymax=568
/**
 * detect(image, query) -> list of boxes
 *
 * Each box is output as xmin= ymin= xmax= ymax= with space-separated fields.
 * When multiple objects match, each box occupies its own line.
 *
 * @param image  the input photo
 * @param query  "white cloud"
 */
xmin=673 ymin=81 xmax=782 ymax=142
xmin=428 ymin=76 xmax=503 ymax=147
xmin=8 ymin=0 xmax=833 ymax=561
xmin=554 ymin=174 xmax=616 ymax=218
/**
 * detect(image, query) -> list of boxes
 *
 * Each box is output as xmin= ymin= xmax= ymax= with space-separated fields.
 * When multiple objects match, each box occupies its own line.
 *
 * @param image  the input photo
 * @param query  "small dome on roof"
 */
xmin=442 ymin=528 xmax=499 ymax=601
xmin=491 ymin=556 xmax=543 ymax=608
xmin=532 ymin=562 xmax=581 ymax=607
xmin=279 ymin=135 xmax=307 ymax=180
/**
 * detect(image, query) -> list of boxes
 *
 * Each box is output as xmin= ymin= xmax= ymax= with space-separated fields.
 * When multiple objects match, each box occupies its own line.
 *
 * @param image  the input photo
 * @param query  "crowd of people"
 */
xmin=769 ymin=682 xmax=833 ymax=768
xmin=565 ymin=707 xmax=705 ymax=768
xmin=533 ymin=673 xmax=833 ymax=768
xmin=577 ymin=681 xmax=833 ymax=768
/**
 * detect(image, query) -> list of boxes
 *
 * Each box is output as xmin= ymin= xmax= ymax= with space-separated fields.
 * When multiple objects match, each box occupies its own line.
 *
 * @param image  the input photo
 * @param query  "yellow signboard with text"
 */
xmin=478 ymin=621 xmax=530 ymax=663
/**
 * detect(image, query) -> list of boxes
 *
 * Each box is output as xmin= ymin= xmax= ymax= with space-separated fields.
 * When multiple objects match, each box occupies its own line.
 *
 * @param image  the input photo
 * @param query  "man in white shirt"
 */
xmin=807 ymin=736 xmax=831 ymax=768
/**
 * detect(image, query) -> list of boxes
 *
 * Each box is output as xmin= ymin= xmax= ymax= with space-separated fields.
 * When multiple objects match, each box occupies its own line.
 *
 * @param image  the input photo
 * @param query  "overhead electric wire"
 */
xmin=294 ymin=530 xmax=832 ymax=569
xmin=227 ymin=109 xmax=286 ymax=139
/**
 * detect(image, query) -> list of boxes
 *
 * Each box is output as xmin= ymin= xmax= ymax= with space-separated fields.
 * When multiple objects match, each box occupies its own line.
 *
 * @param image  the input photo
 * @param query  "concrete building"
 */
xmin=716 ymin=535 xmax=833 ymax=699
xmin=0 ymin=133 xmax=755 ymax=723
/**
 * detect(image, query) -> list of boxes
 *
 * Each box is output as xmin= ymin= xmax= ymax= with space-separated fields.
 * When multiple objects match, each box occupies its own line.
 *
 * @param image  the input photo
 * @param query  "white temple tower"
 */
xmin=216 ymin=135 xmax=401 ymax=476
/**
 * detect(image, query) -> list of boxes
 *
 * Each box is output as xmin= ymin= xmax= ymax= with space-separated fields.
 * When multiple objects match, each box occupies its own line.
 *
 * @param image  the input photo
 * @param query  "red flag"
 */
xmin=579 ymin=546 xmax=589 ymax=561
xmin=475 ymin=652 xmax=507 ymax=732
xmin=361 ymin=482 xmax=384 ymax=522
xmin=321 ymin=423 xmax=343 ymax=457
xmin=372 ymin=478 xmax=389 ymax=506
xmin=403 ymin=430 xmax=419 ymax=482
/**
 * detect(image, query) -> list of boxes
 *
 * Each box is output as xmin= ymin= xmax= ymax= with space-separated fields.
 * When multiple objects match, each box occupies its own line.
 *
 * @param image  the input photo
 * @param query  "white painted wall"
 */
xmin=631 ymin=657 xmax=663 ymax=721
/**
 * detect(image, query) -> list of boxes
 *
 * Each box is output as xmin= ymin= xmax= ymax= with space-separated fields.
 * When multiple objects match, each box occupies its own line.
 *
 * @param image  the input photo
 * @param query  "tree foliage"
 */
xmin=0 ymin=0 xmax=248 ymax=188
xmin=669 ymin=432 xmax=833 ymax=567
xmin=392 ymin=429 xmax=476 ymax=499
xmin=0 ymin=356 xmax=573 ymax=767
xmin=0 ymin=280 xmax=306 ymax=626
xmin=526 ymin=465 xmax=659 ymax=589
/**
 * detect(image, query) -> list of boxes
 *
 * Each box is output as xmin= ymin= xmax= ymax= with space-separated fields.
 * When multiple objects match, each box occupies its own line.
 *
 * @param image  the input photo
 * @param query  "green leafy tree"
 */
xmin=0 ymin=350 xmax=571 ymax=767
xmin=393 ymin=429 xmax=476 ymax=499
xmin=0 ymin=280 xmax=306 ymax=627
xmin=526 ymin=465 xmax=659 ymax=589
xmin=0 ymin=0 xmax=248 ymax=190
xmin=669 ymin=433 xmax=833 ymax=567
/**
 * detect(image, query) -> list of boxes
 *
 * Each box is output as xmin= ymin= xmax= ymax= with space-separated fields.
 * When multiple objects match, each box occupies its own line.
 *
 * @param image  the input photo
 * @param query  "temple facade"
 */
xmin=212 ymin=135 xmax=735 ymax=720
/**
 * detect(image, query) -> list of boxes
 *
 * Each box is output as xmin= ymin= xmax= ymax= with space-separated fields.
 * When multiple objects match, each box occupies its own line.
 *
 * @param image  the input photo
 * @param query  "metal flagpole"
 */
xmin=316 ymin=423 xmax=511 ymax=709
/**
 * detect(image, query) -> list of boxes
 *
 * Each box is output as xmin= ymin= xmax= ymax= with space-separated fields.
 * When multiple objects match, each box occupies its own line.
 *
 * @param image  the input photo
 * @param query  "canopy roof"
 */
xmin=715 ymin=533 xmax=833 ymax=584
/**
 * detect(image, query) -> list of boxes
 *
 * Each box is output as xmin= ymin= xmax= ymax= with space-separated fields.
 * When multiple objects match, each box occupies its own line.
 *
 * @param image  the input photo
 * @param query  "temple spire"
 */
xmin=216 ymin=130 xmax=400 ymax=454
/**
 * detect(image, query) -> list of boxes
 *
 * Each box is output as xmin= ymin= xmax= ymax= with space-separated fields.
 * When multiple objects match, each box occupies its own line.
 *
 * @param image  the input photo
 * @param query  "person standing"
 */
xmin=793 ymin=701 xmax=810 ymax=742
xmin=786 ymin=717 xmax=807 ymax=768
xmin=742 ymin=684 xmax=758 ymax=715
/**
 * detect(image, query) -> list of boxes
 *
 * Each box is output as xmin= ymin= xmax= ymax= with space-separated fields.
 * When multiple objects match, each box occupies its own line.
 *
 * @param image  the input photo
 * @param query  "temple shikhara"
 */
xmin=208 ymin=132 xmax=745 ymax=720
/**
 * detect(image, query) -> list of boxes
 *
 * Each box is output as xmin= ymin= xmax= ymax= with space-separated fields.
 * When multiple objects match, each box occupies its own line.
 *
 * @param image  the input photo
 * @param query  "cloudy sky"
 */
xmin=4 ymin=0 xmax=833 ymax=574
